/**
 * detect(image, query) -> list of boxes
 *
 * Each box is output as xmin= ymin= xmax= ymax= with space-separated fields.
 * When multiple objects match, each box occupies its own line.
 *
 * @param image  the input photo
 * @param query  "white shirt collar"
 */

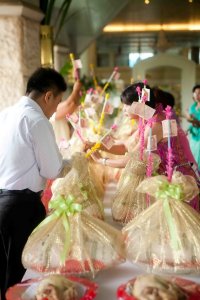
xmin=19 ymin=96 xmax=46 ymax=118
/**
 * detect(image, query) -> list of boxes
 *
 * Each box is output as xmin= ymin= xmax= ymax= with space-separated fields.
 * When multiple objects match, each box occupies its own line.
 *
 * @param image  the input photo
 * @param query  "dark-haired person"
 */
xmin=89 ymin=82 xmax=199 ymax=210
xmin=186 ymin=85 xmax=200 ymax=169
xmin=0 ymin=68 xmax=71 ymax=300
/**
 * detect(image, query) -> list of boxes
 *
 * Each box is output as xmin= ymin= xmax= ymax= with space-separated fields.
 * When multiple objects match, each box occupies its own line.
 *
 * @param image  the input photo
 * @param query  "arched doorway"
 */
xmin=132 ymin=53 xmax=196 ymax=129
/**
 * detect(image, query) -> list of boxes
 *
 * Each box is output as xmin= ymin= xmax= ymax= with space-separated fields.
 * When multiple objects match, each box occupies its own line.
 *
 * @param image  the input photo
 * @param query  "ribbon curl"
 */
xmin=156 ymin=182 xmax=184 ymax=250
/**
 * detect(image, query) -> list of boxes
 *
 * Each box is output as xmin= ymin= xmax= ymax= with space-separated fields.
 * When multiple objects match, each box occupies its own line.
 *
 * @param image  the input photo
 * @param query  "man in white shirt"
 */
xmin=0 ymin=67 xmax=69 ymax=300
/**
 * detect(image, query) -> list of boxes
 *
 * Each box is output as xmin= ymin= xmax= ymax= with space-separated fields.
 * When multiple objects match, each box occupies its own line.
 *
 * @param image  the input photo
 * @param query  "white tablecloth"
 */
xmin=23 ymin=182 xmax=200 ymax=299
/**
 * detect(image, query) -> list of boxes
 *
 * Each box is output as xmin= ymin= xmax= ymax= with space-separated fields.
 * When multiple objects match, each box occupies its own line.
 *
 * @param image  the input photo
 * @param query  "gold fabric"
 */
xmin=52 ymin=153 xmax=104 ymax=219
xmin=123 ymin=172 xmax=200 ymax=274
xmin=111 ymin=151 xmax=161 ymax=225
xmin=88 ymin=159 xmax=105 ymax=200
xmin=22 ymin=211 xmax=125 ymax=276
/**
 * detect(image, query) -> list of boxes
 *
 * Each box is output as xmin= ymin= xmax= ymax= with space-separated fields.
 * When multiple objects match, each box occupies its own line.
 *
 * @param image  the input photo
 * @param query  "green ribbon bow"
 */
xmin=156 ymin=182 xmax=183 ymax=250
xmin=33 ymin=194 xmax=82 ymax=263
xmin=155 ymin=182 xmax=183 ymax=200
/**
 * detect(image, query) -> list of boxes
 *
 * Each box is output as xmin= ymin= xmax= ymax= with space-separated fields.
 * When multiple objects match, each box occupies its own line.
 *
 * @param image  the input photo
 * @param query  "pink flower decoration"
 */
xmin=143 ymin=79 xmax=147 ymax=86
xmin=111 ymin=124 xmax=118 ymax=130
xmin=136 ymin=86 xmax=141 ymax=95
xmin=142 ymin=94 xmax=147 ymax=103
xmin=164 ymin=105 xmax=173 ymax=119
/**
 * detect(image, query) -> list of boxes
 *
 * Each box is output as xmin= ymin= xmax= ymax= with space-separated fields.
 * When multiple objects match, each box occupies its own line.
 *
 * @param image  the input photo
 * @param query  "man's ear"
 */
xmin=44 ymin=91 xmax=53 ymax=104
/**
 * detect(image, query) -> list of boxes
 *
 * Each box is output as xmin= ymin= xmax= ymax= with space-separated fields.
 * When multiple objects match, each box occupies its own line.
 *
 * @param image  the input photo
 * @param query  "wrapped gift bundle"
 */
xmin=123 ymin=172 xmax=200 ymax=273
xmin=51 ymin=152 xmax=104 ymax=220
xmin=22 ymin=194 xmax=125 ymax=276
xmin=112 ymin=151 xmax=160 ymax=224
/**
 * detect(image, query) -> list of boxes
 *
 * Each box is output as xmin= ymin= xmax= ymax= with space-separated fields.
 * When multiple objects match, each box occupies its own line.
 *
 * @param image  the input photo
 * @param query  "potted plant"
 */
xmin=39 ymin=0 xmax=72 ymax=67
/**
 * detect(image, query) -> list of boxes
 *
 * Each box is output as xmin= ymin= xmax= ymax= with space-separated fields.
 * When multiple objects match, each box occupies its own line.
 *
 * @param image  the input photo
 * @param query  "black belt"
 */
xmin=0 ymin=189 xmax=42 ymax=195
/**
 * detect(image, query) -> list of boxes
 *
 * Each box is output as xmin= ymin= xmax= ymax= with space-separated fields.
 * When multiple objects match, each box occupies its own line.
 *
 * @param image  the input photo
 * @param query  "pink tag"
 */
xmin=80 ymin=118 xmax=89 ymax=128
xmin=104 ymin=102 xmax=114 ymax=115
xmin=101 ymin=134 xmax=115 ymax=150
xmin=73 ymin=59 xmax=82 ymax=69
xmin=147 ymin=135 xmax=157 ymax=151
xmin=69 ymin=113 xmax=79 ymax=124
xmin=129 ymin=102 xmax=155 ymax=120
xmin=85 ymin=107 xmax=96 ymax=117
xmin=59 ymin=138 xmax=70 ymax=150
xmin=85 ymin=94 xmax=92 ymax=104
xmin=162 ymin=119 xmax=177 ymax=138
xmin=141 ymin=88 xmax=150 ymax=102
xmin=114 ymin=72 xmax=120 ymax=80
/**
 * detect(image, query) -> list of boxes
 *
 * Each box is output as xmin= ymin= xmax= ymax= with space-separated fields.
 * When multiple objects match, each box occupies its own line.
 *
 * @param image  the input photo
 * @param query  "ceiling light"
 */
xmin=103 ymin=23 xmax=200 ymax=32
xmin=145 ymin=0 xmax=150 ymax=4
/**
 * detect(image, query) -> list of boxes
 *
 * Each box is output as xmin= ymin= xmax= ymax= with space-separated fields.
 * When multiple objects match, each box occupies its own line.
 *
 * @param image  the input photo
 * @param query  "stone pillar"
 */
xmin=80 ymin=42 xmax=97 ymax=76
xmin=0 ymin=2 xmax=43 ymax=109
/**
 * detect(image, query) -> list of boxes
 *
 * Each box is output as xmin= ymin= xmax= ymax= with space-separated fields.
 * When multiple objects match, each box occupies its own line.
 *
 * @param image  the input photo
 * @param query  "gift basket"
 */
xmin=22 ymin=192 xmax=125 ymax=276
xmin=122 ymin=171 xmax=200 ymax=274
xmin=111 ymin=151 xmax=160 ymax=224
xmin=117 ymin=274 xmax=200 ymax=300
xmin=6 ymin=274 xmax=98 ymax=300
xmin=51 ymin=152 xmax=104 ymax=219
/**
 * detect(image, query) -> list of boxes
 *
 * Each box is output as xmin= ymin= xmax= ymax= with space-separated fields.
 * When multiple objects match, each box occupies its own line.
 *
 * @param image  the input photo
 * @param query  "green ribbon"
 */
xmin=33 ymin=194 xmax=82 ymax=263
xmin=155 ymin=182 xmax=183 ymax=200
xmin=156 ymin=182 xmax=183 ymax=250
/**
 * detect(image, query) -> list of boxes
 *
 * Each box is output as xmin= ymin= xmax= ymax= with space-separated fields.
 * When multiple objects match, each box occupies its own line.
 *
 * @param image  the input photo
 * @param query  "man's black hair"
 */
xmin=26 ymin=67 xmax=67 ymax=96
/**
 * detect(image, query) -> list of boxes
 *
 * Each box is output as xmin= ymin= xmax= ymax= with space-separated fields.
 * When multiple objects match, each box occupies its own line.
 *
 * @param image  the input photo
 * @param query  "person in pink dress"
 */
xmin=89 ymin=82 xmax=200 ymax=211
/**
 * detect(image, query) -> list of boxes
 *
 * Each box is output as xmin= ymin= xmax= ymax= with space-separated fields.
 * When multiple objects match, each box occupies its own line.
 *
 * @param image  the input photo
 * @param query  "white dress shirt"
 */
xmin=0 ymin=96 xmax=64 ymax=192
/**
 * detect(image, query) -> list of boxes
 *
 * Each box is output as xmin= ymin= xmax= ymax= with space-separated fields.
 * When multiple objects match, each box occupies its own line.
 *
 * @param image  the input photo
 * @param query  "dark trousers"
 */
xmin=0 ymin=190 xmax=46 ymax=300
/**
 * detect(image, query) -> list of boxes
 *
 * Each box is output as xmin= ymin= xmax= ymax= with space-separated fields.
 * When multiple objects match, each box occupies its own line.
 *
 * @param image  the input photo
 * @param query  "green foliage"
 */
xmin=40 ymin=0 xmax=72 ymax=41
xmin=59 ymin=60 xmax=73 ymax=77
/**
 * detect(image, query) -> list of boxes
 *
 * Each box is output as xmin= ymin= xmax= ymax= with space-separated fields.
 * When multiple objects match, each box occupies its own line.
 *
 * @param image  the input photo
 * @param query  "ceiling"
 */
xmin=40 ymin=0 xmax=200 ymax=56
xmin=97 ymin=0 xmax=200 ymax=54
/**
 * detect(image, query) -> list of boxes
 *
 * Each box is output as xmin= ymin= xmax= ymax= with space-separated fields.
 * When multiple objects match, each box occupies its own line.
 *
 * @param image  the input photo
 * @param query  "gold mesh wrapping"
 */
xmin=112 ymin=152 xmax=161 ymax=224
xmin=22 ymin=211 xmax=125 ymax=276
xmin=51 ymin=153 xmax=104 ymax=219
xmin=123 ymin=172 xmax=200 ymax=274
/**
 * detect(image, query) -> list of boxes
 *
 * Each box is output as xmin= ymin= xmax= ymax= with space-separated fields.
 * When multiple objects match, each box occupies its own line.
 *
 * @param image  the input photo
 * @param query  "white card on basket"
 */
xmin=147 ymin=135 xmax=157 ymax=151
xmin=162 ymin=119 xmax=177 ymax=137
xmin=101 ymin=134 xmax=115 ymax=150
xmin=129 ymin=102 xmax=155 ymax=120
xmin=104 ymin=102 xmax=114 ymax=115
xmin=141 ymin=87 xmax=150 ymax=102
xmin=69 ymin=112 xmax=79 ymax=123
xmin=73 ymin=59 xmax=82 ymax=69
xmin=114 ymin=72 xmax=120 ymax=80
xmin=59 ymin=138 xmax=70 ymax=150
xmin=85 ymin=94 xmax=92 ymax=104
xmin=84 ymin=107 xmax=96 ymax=117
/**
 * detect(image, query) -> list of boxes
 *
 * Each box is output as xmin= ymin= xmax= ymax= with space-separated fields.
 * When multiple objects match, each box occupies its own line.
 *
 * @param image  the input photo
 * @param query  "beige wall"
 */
xmin=0 ymin=3 xmax=43 ymax=109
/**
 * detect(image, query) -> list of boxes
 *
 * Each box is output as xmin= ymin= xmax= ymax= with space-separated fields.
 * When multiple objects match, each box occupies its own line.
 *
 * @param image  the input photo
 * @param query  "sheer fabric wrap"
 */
xmin=123 ymin=171 xmax=200 ymax=274
xmin=22 ymin=196 xmax=125 ymax=276
xmin=52 ymin=152 xmax=104 ymax=219
xmin=112 ymin=151 xmax=161 ymax=224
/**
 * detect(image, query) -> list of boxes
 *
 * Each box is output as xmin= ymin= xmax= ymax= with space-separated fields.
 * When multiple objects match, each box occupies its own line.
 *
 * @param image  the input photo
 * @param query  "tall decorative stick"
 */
xmin=164 ymin=106 xmax=174 ymax=182
xmin=97 ymin=93 xmax=110 ymax=135
xmin=99 ymin=67 xmax=118 ymax=98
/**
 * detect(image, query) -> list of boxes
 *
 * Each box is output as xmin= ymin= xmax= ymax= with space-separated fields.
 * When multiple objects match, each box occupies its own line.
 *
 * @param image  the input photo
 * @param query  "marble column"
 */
xmin=0 ymin=1 xmax=43 ymax=109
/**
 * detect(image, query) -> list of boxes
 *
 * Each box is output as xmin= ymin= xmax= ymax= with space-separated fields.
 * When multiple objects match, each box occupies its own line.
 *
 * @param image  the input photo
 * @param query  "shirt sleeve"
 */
xmin=189 ymin=103 xmax=194 ymax=115
xmin=30 ymin=119 xmax=64 ymax=179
